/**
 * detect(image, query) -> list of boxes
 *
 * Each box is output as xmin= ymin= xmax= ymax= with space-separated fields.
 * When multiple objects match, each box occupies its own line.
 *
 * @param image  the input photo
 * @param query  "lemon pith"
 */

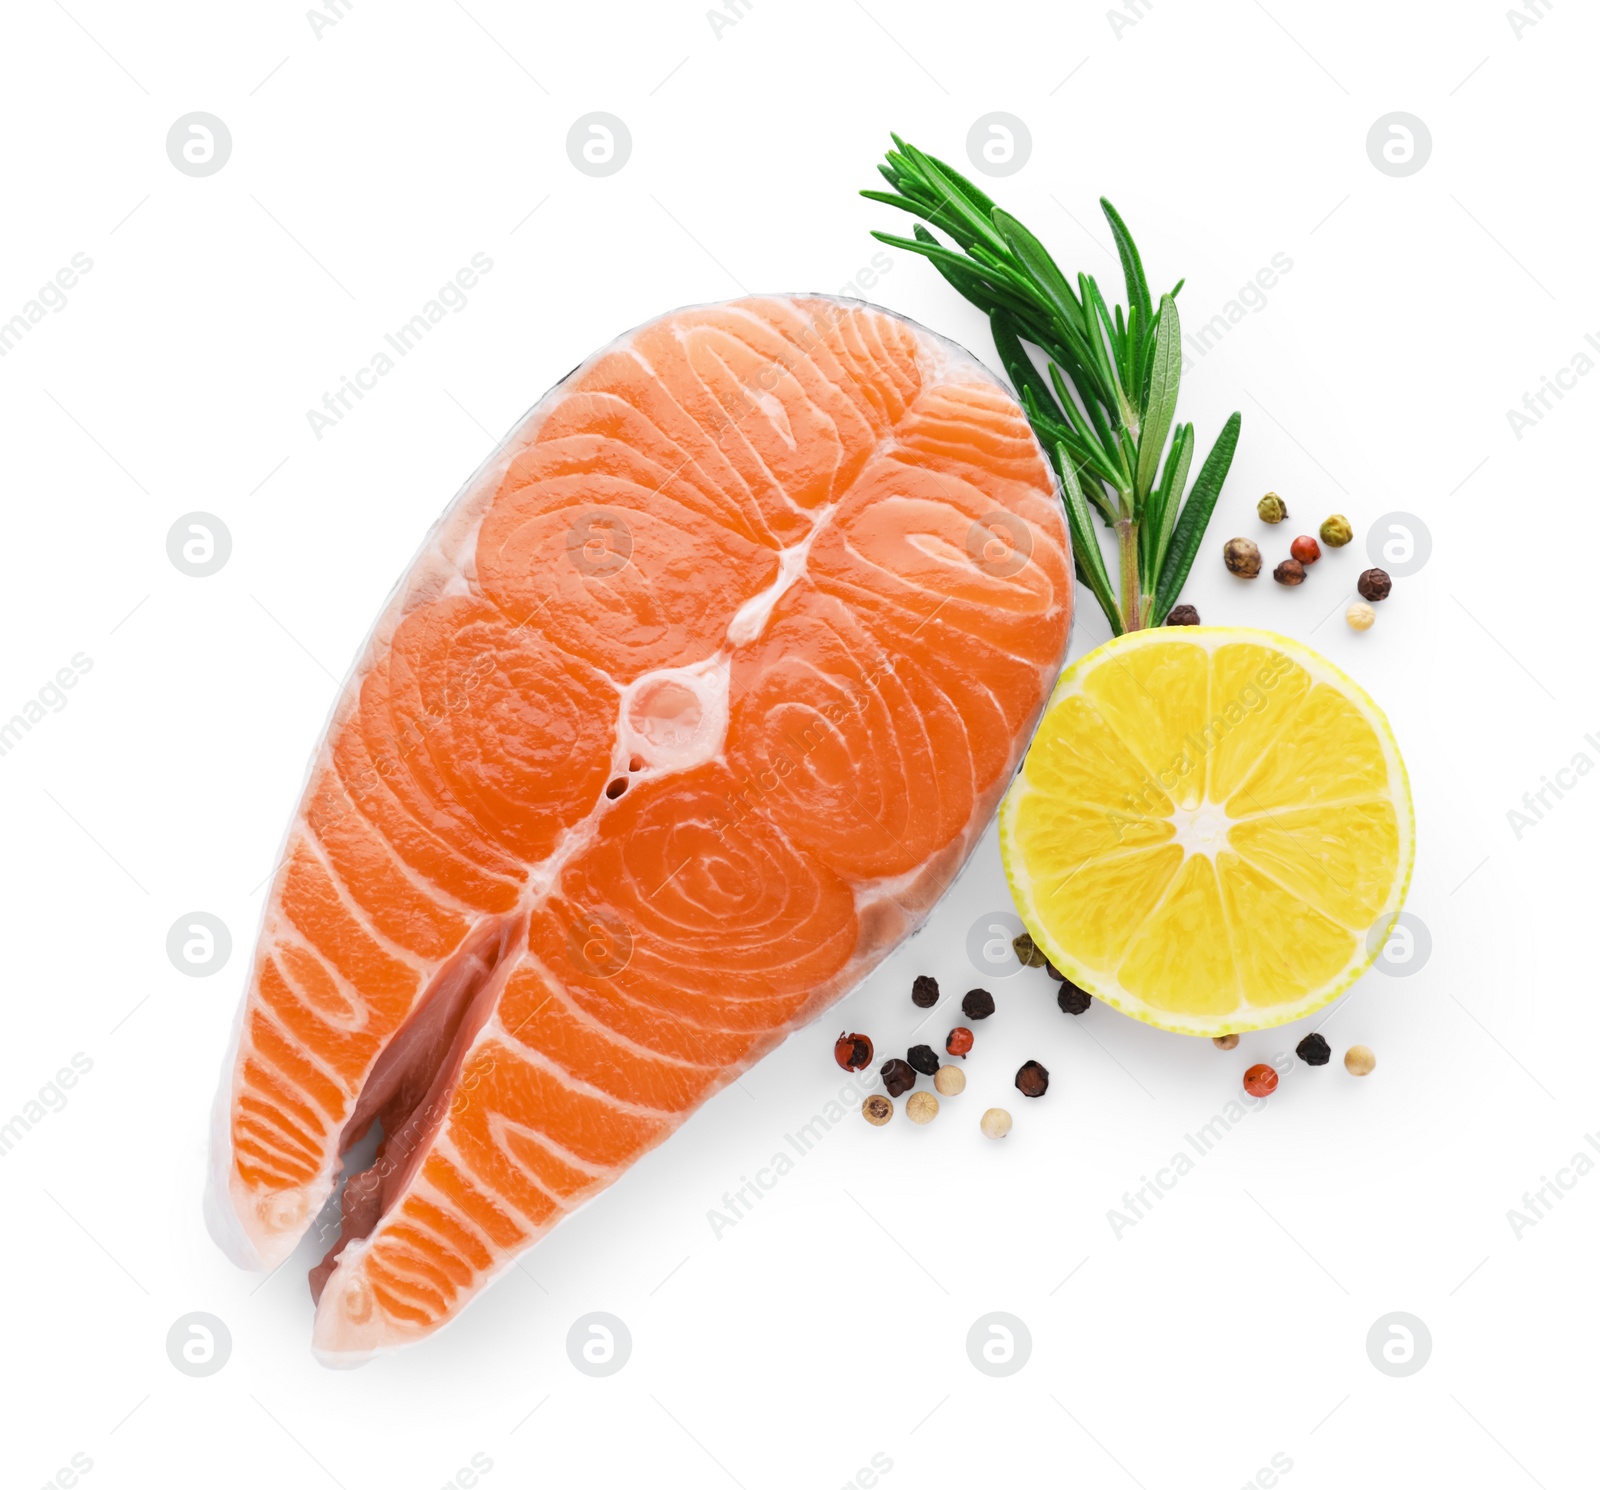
xmin=999 ymin=627 xmax=1414 ymax=1037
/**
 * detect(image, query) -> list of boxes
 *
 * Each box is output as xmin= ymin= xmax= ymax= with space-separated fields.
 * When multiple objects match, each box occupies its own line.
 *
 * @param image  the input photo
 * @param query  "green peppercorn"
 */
xmin=1258 ymin=492 xmax=1288 ymax=524
xmin=1319 ymin=514 xmax=1353 ymax=547
xmin=1012 ymin=930 xmax=1049 ymax=969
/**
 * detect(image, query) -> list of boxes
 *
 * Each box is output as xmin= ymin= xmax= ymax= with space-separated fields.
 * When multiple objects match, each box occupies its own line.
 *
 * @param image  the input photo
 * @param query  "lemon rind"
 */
xmin=999 ymin=627 xmax=1415 ymax=1038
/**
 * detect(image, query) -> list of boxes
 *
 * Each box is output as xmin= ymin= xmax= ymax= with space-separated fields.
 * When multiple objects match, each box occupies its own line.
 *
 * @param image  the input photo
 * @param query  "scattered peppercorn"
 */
xmin=1319 ymin=514 xmax=1353 ymax=547
xmin=833 ymin=1032 xmax=874 ymax=1072
xmin=1056 ymin=981 xmax=1091 ymax=1016
xmin=1344 ymin=1044 xmax=1376 ymax=1076
xmin=1012 ymin=930 xmax=1048 ymax=969
xmin=980 ymin=1107 xmax=1013 ymax=1139
xmin=934 ymin=1064 xmax=966 ymax=1096
xmin=880 ymin=1058 xmax=916 ymax=1098
xmin=1043 ymin=960 xmax=1066 ymax=982
xmin=1243 ymin=1063 xmax=1279 ymax=1097
xmin=1357 ymin=568 xmax=1392 ymax=602
xmin=911 ymin=974 xmax=939 ymax=1008
xmin=906 ymin=1090 xmax=939 ymax=1125
xmin=1258 ymin=492 xmax=1288 ymax=524
xmin=1295 ymin=1032 xmax=1331 ymax=1066
xmin=1273 ymin=558 xmax=1306 ymax=586
xmin=1290 ymin=534 xmax=1321 ymax=565
xmin=1166 ymin=604 xmax=1201 ymax=626
xmin=945 ymin=1026 xmax=974 ymax=1058
xmin=862 ymin=1094 xmax=893 ymax=1126
xmin=962 ymin=988 xmax=996 ymax=1020
xmin=1224 ymin=537 xmax=1263 ymax=578
xmin=1212 ymin=1033 xmax=1240 ymax=1050
xmin=906 ymin=1043 xmax=940 ymax=1077
xmin=1346 ymin=601 xmax=1376 ymax=632
xmin=1015 ymin=1060 xmax=1050 ymax=1098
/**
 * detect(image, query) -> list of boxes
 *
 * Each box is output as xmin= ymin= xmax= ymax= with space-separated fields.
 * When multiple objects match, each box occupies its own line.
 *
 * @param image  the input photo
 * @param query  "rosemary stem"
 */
xmin=1116 ymin=519 xmax=1143 ymax=633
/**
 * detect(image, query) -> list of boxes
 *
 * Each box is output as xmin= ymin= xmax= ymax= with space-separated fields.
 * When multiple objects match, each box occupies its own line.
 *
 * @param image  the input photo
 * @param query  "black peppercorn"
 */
xmin=1273 ymin=558 xmax=1306 ymax=586
xmin=1015 ymin=1060 xmax=1050 ymax=1098
xmin=1357 ymin=567 xmax=1392 ymax=602
xmin=1056 ymin=981 xmax=1091 ymax=1016
xmin=1166 ymin=604 xmax=1201 ymax=626
xmin=1296 ymin=1032 xmax=1331 ymax=1066
xmin=1044 ymin=960 xmax=1066 ymax=982
xmin=906 ymin=1043 xmax=940 ymax=1077
xmin=1012 ymin=930 xmax=1048 ymax=969
xmin=961 ymin=988 xmax=995 ymax=1020
xmin=911 ymin=974 xmax=939 ymax=1008
xmin=880 ymin=1058 xmax=916 ymax=1097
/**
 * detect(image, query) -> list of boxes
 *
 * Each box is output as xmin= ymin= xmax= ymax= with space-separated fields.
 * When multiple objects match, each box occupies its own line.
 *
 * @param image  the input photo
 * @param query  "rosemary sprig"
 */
xmin=865 ymin=135 xmax=1242 ymax=634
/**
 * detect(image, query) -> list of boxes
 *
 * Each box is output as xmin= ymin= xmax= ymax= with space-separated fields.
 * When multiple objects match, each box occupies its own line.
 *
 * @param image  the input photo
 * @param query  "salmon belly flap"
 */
xmin=206 ymin=295 xmax=1073 ymax=1361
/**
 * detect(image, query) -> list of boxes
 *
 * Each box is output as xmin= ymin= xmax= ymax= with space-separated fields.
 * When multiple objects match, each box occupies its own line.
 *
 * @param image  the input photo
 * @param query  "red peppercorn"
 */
xmin=1243 ymin=1063 xmax=1278 ymax=1097
xmin=945 ymin=1026 xmax=974 ymax=1058
xmin=833 ymin=1032 xmax=873 ymax=1072
xmin=1289 ymin=535 xmax=1321 ymax=564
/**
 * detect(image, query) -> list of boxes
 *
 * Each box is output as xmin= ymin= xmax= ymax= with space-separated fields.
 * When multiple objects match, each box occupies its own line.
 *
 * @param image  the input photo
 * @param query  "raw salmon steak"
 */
xmin=207 ymin=295 xmax=1072 ymax=1362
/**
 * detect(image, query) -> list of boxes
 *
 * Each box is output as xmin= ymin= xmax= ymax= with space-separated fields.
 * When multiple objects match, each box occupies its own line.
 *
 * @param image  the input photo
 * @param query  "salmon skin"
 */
xmin=207 ymin=295 xmax=1072 ymax=1363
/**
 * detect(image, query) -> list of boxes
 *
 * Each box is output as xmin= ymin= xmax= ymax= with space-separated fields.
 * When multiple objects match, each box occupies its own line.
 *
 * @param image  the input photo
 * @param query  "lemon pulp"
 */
xmin=999 ymin=627 xmax=1414 ymax=1036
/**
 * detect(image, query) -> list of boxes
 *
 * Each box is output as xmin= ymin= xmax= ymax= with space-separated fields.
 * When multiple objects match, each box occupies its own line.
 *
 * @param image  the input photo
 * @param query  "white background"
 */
xmin=2 ymin=1 xmax=1596 ymax=1486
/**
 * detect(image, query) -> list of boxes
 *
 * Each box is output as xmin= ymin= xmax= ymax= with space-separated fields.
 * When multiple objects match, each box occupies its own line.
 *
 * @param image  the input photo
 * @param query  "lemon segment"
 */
xmin=1000 ymin=627 xmax=1414 ymax=1036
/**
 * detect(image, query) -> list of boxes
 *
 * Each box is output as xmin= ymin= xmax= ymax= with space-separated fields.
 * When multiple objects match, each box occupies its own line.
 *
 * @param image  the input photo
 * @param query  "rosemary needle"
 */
xmin=865 ymin=135 xmax=1241 ymax=634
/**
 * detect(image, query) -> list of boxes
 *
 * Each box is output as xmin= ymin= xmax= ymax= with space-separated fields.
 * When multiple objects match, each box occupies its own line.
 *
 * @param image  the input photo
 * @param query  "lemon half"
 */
xmin=999 ymin=628 xmax=1414 ymax=1036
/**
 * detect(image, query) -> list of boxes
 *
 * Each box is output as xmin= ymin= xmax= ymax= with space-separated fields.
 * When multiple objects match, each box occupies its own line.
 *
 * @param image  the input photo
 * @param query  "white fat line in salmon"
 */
xmin=717 ymin=281 xmax=897 ymax=431
xmin=0 ymin=652 xmax=94 ymax=760
xmin=304 ymin=252 xmax=495 ymax=440
xmin=1104 ymin=650 xmax=1296 ymax=837
xmin=0 ymin=1052 xmax=94 ymax=1157
xmin=711 ymin=646 xmax=899 ymax=843
xmin=705 ymin=1068 xmax=878 ymax=1239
